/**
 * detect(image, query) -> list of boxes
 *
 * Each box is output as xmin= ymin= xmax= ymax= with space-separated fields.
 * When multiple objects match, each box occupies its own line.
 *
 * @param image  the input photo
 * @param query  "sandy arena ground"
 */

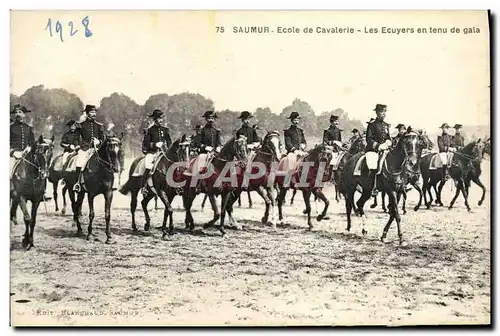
xmin=10 ymin=158 xmax=491 ymax=326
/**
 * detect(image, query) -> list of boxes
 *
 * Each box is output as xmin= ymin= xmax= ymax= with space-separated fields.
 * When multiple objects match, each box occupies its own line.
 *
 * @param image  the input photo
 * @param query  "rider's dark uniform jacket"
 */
xmin=453 ymin=133 xmax=465 ymax=150
xmin=236 ymin=124 xmax=260 ymax=144
xmin=437 ymin=134 xmax=455 ymax=153
xmin=142 ymin=124 xmax=172 ymax=154
xmin=61 ymin=130 xmax=81 ymax=153
xmin=392 ymin=134 xmax=404 ymax=148
xmin=323 ymin=125 xmax=342 ymax=146
xmin=79 ymin=118 xmax=105 ymax=150
xmin=10 ymin=120 xmax=35 ymax=156
xmin=365 ymin=118 xmax=391 ymax=152
xmin=190 ymin=133 xmax=203 ymax=152
xmin=284 ymin=124 xmax=306 ymax=153
xmin=200 ymin=123 xmax=222 ymax=151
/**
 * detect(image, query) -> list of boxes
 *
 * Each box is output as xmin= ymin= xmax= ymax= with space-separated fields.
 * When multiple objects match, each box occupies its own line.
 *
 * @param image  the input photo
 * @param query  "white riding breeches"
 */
xmin=365 ymin=152 xmax=378 ymax=170
xmin=62 ymin=152 xmax=71 ymax=166
xmin=76 ymin=148 xmax=95 ymax=168
xmin=438 ymin=152 xmax=448 ymax=166
xmin=329 ymin=152 xmax=340 ymax=166
xmin=144 ymin=153 xmax=156 ymax=170
xmin=10 ymin=154 xmax=22 ymax=178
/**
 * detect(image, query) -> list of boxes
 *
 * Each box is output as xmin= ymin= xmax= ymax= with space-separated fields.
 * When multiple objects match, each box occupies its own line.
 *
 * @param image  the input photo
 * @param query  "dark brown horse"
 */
xmin=10 ymin=136 xmax=52 ymax=249
xmin=340 ymin=132 xmax=422 ymax=245
xmin=218 ymin=131 xmax=282 ymax=230
xmin=63 ymin=135 xmax=123 ymax=243
xmin=276 ymin=144 xmax=333 ymax=230
xmin=420 ymin=139 xmax=486 ymax=211
xmin=119 ymin=136 xmax=191 ymax=238
xmin=182 ymin=136 xmax=248 ymax=235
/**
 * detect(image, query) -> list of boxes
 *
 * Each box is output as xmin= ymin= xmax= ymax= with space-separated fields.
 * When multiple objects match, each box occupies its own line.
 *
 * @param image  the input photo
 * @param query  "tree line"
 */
xmin=9 ymin=85 xmax=369 ymax=157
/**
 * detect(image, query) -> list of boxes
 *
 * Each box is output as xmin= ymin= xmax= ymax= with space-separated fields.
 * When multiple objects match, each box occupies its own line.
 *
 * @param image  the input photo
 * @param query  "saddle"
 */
xmin=277 ymin=152 xmax=305 ymax=175
xmin=183 ymin=153 xmax=211 ymax=177
xmin=428 ymin=152 xmax=454 ymax=170
xmin=329 ymin=151 xmax=347 ymax=171
xmin=131 ymin=153 xmax=164 ymax=177
xmin=353 ymin=151 xmax=387 ymax=176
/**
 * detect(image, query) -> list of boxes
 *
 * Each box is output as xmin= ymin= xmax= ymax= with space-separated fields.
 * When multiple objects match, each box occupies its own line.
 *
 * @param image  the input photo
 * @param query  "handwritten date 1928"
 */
xmin=45 ymin=16 xmax=93 ymax=42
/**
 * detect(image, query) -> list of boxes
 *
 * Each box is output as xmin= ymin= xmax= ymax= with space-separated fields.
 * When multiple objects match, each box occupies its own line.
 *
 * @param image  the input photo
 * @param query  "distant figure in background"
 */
xmin=392 ymin=124 xmax=407 ymax=147
xmin=190 ymin=124 xmax=203 ymax=155
xmin=453 ymin=124 xmax=465 ymax=150
xmin=349 ymin=128 xmax=361 ymax=144
xmin=60 ymin=119 xmax=81 ymax=168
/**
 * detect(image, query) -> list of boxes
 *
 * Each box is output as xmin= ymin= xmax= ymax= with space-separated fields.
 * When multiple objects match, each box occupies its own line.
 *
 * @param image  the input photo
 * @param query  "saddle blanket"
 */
xmin=131 ymin=154 xmax=163 ymax=177
xmin=184 ymin=153 xmax=211 ymax=177
xmin=428 ymin=152 xmax=454 ymax=170
xmin=353 ymin=151 xmax=386 ymax=176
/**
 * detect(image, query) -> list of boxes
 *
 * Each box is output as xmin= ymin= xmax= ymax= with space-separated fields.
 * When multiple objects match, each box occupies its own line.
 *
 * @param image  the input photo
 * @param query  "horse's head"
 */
xmin=349 ymin=136 xmax=366 ymax=155
xmin=400 ymin=131 xmax=422 ymax=167
xmin=167 ymin=134 xmax=191 ymax=163
xmin=100 ymin=134 xmax=124 ymax=173
xmin=36 ymin=134 xmax=55 ymax=166
xmin=220 ymin=135 xmax=248 ymax=162
xmin=260 ymin=131 xmax=281 ymax=161
xmin=34 ymin=135 xmax=53 ymax=178
xmin=306 ymin=143 xmax=333 ymax=164
xmin=468 ymin=138 xmax=486 ymax=160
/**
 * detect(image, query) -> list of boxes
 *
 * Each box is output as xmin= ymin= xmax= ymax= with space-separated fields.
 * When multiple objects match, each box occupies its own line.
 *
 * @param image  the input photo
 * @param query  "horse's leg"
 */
xmin=219 ymin=191 xmax=229 ymax=236
xmin=201 ymin=193 xmax=208 ymax=211
xmin=52 ymin=181 xmax=59 ymax=213
xmin=247 ymin=190 xmax=253 ymax=208
xmin=400 ymin=190 xmax=407 ymax=215
xmin=277 ymin=186 xmax=287 ymax=225
xmin=355 ymin=186 xmax=372 ymax=218
xmin=226 ymin=192 xmax=242 ymax=230
xmin=412 ymin=182 xmax=423 ymax=212
xmin=302 ymin=189 xmax=313 ymax=230
xmin=370 ymin=195 xmax=378 ymax=209
xmin=392 ymin=190 xmax=406 ymax=246
xmin=313 ymin=188 xmax=329 ymax=222
xmin=447 ymin=179 xmax=462 ymax=210
xmin=266 ymin=186 xmax=277 ymax=228
xmin=380 ymin=192 xmax=396 ymax=243
xmin=345 ymin=188 xmax=354 ymax=232
xmin=18 ymin=196 xmax=31 ymax=248
xmin=255 ymin=186 xmax=271 ymax=227
xmin=154 ymin=195 xmax=159 ymax=211
xmin=167 ymin=193 xmax=176 ymax=233
xmin=207 ymin=191 xmax=220 ymax=227
xmin=74 ymin=191 xmax=85 ymax=236
xmin=141 ymin=192 xmax=155 ymax=231
xmin=421 ymin=175 xmax=430 ymax=209
xmin=290 ymin=189 xmax=297 ymax=205
xmin=62 ymin=185 xmax=68 ymax=215
xmin=237 ymin=193 xmax=242 ymax=207
xmin=157 ymin=189 xmax=173 ymax=239
xmin=183 ymin=191 xmax=195 ymax=231
xmin=130 ymin=190 xmax=138 ymax=231
xmin=382 ymin=191 xmax=388 ymax=213
xmin=28 ymin=200 xmax=40 ymax=249
xmin=86 ymin=194 xmax=96 ymax=240
xmin=472 ymin=176 xmax=486 ymax=206
xmin=10 ymin=197 xmax=19 ymax=226
xmin=456 ymin=178 xmax=471 ymax=212
xmin=104 ymin=190 xmax=115 ymax=244
xmin=436 ymin=179 xmax=445 ymax=206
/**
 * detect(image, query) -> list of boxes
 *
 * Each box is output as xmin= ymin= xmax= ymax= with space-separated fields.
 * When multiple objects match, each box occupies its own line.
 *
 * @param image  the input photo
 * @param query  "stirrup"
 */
xmin=73 ymin=183 xmax=81 ymax=192
xmin=141 ymin=186 xmax=149 ymax=196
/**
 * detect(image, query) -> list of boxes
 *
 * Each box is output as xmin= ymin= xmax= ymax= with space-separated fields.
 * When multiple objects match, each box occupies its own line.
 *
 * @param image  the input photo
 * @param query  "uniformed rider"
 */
xmin=60 ymin=120 xmax=81 ymax=168
xmin=453 ymin=124 xmax=465 ymax=150
xmin=190 ymin=124 xmax=203 ymax=155
xmin=236 ymin=111 xmax=261 ymax=151
xmin=73 ymin=105 xmax=106 ymax=192
xmin=140 ymin=109 xmax=172 ymax=195
xmin=437 ymin=123 xmax=456 ymax=181
xmin=365 ymin=104 xmax=392 ymax=196
xmin=10 ymin=104 xmax=35 ymax=182
xmin=199 ymin=111 xmax=222 ymax=154
xmin=323 ymin=115 xmax=343 ymax=168
xmin=284 ymin=111 xmax=307 ymax=155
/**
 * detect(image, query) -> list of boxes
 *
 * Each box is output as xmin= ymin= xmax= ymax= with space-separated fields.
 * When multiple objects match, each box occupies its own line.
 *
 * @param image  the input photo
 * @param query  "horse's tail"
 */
xmin=119 ymin=157 xmax=143 ymax=195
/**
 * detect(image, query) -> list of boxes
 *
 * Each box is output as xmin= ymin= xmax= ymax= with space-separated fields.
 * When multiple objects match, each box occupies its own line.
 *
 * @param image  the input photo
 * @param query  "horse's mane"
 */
xmin=460 ymin=140 xmax=478 ymax=155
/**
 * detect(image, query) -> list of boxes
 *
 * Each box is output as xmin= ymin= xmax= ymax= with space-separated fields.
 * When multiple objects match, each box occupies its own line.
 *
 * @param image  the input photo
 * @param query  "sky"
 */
xmin=10 ymin=10 xmax=490 ymax=131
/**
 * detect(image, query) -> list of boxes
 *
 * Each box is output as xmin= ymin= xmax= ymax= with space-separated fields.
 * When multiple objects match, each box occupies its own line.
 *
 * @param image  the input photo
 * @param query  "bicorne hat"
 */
xmin=287 ymin=111 xmax=301 ymax=119
xmin=352 ymin=128 xmax=359 ymax=133
xmin=202 ymin=110 xmax=218 ymax=119
xmin=148 ymin=109 xmax=164 ymax=119
xmin=330 ymin=115 xmax=339 ymax=122
xmin=374 ymin=104 xmax=387 ymax=112
xmin=238 ymin=111 xmax=253 ymax=120
xmin=440 ymin=123 xmax=450 ymax=129
xmin=453 ymin=124 xmax=463 ymax=129
xmin=395 ymin=123 xmax=406 ymax=130
xmin=83 ymin=105 xmax=97 ymax=113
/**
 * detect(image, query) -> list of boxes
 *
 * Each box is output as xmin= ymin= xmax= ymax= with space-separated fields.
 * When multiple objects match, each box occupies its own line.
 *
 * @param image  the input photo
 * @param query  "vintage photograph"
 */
xmin=9 ymin=10 xmax=490 ymax=326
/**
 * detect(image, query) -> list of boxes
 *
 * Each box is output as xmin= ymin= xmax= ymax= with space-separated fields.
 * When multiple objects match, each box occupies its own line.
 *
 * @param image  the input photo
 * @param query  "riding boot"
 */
xmin=371 ymin=170 xmax=379 ymax=197
xmin=141 ymin=169 xmax=151 ymax=196
xmin=73 ymin=167 xmax=82 ymax=192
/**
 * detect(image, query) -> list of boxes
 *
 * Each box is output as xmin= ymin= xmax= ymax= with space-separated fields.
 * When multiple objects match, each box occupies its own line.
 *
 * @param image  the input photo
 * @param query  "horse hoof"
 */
xmin=380 ymin=237 xmax=389 ymax=244
xmin=362 ymin=229 xmax=367 ymax=236
xmin=144 ymin=224 xmax=150 ymax=232
xmin=383 ymin=208 xmax=387 ymax=213
xmin=467 ymin=208 xmax=472 ymax=213
xmin=105 ymin=237 xmax=117 ymax=245
xmin=370 ymin=204 xmax=377 ymax=209
xmin=403 ymin=210 xmax=407 ymax=215
xmin=26 ymin=243 xmax=34 ymax=251
xmin=220 ymin=229 xmax=226 ymax=237
xmin=248 ymin=204 xmax=253 ymax=209
xmin=61 ymin=208 xmax=66 ymax=215
xmin=478 ymin=201 xmax=483 ymax=206
xmin=302 ymin=209 xmax=307 ymax=214
xmin=448 ymin=206 xmax=453 ymax=210
xmin=132 ymin=226 xmax=138 ymax=232
xmin=11 ymin=219 xmax=17 ymax=226
xmin=75 ymin=230 xmax=83 ymax=237
xmin=316 ymin=215 xmax=324 ymax=222
xmin=21 ymin=238 xmax=29 ymax=248
xmin=414 ymin=206 xmax=419 ymax=212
